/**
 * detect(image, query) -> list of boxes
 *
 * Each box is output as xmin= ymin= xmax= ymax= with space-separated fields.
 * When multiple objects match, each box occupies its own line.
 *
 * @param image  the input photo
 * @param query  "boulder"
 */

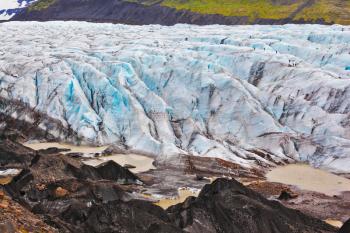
xmin=54 ymin=187 xmax=69 ymax=198
xmin=95 ymin=160 xmax=141 ymax=184
xmin=278 ymin=188 xmax=298 ymax=200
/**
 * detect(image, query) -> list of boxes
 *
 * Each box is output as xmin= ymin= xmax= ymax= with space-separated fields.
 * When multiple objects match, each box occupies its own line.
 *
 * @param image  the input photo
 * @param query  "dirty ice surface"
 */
xmin=1 ymin=22 xmax=350 ymax=173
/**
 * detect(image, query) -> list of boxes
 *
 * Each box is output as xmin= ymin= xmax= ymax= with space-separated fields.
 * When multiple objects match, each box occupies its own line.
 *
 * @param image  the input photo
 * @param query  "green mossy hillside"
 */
xmin=28 ymin=0 xmax=56 ymax=11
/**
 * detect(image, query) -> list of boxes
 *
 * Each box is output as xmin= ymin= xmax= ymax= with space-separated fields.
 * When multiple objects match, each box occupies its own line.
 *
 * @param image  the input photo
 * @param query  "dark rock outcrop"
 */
xmin=10 ymin=176 xmax=182 ymax=232
xmin=1 ymin=140 xmax=337 ymax=233
xmin=0 ymin=97 xmax=81 ymax=143
xmin=4 ymin=141 xmax=181 ymax=232
xmin=95 ymin=160 xmax=141 ymax=184
xmin=338 ymin=219 xmax=350 ymax=233
xmin=74 ymin=200 xmax=182 ymax=233
xmin=278 ymin=188 xmax=298 ymax=200
xmin=12 ymin=0 xmax=328 ymax=25
xmin=0 ymin=188 xmax=58 ymax=233
xmin=0 ymin=139 xmax=36 ymax=168
xmin=167 ymin=178 xmax=336 ymax=233
xmin=67 ymin=160 xmax=141 ymax=184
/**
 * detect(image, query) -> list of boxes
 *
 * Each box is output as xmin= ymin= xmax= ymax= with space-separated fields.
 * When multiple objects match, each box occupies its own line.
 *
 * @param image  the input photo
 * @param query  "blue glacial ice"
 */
xmin=0 ymin=21 xmax=350 ymax=172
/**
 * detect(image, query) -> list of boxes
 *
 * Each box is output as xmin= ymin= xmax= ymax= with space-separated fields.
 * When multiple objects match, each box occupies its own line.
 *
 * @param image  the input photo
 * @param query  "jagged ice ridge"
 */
xmin=0 ymin=21 xmax=350 ymax=172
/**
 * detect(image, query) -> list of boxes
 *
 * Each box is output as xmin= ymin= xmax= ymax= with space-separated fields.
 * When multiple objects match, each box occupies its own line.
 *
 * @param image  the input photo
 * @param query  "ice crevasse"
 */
xmin=0 ymin=21 xmax=350 ymax=172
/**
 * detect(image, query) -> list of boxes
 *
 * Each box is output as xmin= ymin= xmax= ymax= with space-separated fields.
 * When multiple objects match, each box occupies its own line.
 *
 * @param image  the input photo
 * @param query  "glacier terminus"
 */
xmin=0 ymin=21 xmax=350 ymax=173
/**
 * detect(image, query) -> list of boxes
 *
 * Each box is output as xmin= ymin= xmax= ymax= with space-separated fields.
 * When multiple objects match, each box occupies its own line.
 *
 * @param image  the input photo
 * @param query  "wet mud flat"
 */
xmin=266 ymin=164 xmax=350 ymax=196
xmin=248 ymin=180 xmax=350 ymax=227
xmin=248 ymin=164 xmax=350 ymax=227
xmin=140 ymin=160 xmax=350 ymax=228
xmin=135 ymin=156 xmax=350 ymax=230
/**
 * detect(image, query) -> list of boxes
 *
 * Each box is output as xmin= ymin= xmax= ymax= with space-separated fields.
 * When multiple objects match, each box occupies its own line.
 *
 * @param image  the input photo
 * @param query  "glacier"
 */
xmin=0 ymin=21 xmax=350 ymax=173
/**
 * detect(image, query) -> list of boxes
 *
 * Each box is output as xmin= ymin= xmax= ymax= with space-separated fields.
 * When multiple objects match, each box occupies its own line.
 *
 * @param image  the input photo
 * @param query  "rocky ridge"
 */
xmin=0 ymin=140 xmax=338 ymax=233
xmin=167 ymin=178 xmax=336 ymax=233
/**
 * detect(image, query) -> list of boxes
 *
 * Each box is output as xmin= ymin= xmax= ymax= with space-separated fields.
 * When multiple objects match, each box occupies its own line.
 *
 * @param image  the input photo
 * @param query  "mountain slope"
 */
xmin=11 ymin=0 xmax=350 ymax=25
xmin=160 ymin=0 xmax=350 ymax=24
xmin=1 ymin=21 xmax=350 ymax=173
xmin=0 ymin=0 xmax=37 ymax=20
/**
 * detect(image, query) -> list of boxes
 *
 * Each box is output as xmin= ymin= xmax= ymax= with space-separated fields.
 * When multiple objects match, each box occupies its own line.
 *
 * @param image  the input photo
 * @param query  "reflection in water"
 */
xmin=23 ymin=142 xmax=155 ymax=173
xmin=266 ymin=164 xmax=350 ymax=196
xmin=23 ymin=142 xmax=108 ymax=155
xmin=83 ymin=154 xmax=155 ymax=173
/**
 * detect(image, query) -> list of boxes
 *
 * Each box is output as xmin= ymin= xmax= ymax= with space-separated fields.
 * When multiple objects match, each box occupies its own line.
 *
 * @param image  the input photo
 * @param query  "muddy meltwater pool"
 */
xmin=153 ymin=188 xmax=200 ymax=209
xmin=266 ymin=164 xmax=350 ymax=196
xmin=23 ymin=142 xmax=155 ymax=173
xmin=23 ymin=142 xmax=108 ymax=155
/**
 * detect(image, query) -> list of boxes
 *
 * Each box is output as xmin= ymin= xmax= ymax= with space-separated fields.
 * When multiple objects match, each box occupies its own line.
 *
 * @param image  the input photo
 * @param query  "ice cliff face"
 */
xmin=0 ymin=0 xmax=36 ymax=20
xmin=0 ymin=22 xmax=349 ymax=172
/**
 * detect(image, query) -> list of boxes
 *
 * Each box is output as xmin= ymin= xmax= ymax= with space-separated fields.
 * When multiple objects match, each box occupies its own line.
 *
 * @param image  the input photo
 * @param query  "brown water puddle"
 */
xmin=266 ymin=164 xmax=350 ymax=196
xmin=154 ymin=188 xmax=200 ymax=209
